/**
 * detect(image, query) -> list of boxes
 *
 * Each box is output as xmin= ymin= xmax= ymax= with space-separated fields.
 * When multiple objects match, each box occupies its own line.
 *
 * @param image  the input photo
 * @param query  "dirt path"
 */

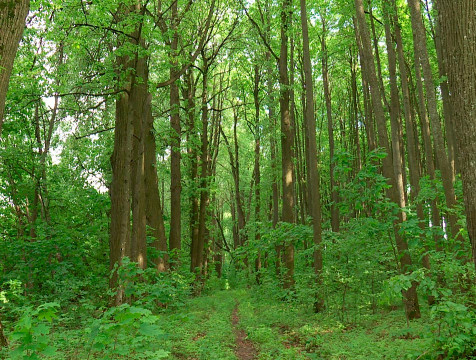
xmin=232 ymin=302 xmax=257 ymax=360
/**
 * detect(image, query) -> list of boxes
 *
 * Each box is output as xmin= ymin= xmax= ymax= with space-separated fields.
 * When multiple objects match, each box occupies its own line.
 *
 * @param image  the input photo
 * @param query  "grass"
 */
xmin=1 ymin=284 xmax=436 ymax=359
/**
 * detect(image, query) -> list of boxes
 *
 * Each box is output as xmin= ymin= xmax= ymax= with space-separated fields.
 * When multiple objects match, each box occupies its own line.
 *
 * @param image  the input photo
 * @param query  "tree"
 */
xmin=354 ymin=0 xmax=420 ymax=320
xmin=436 ymin=0 xmax=476 ymax=269
xmin=0 ymin=0 xmax=30 ymax=133
xmin=300 ymin=0 xmax=324 ymax=311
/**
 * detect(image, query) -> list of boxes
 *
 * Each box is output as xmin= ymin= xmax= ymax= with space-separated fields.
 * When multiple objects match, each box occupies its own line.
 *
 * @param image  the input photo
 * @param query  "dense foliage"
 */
xmin=0 ymin=0 xmax=475 ymax=359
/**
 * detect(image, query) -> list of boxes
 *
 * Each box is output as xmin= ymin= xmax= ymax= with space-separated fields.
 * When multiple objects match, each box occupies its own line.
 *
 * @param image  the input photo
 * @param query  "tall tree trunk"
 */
xmin=169 ymin=0 xmax=182 ymax=260
xmin=184 ymin=69 xmax=200 ymax=269
xmin=353 ymin=17 xmax=376 ymax=152
xmin=193 ymin=55 xmax=210 ymax=277
xmin=279 ymin=0 xmax=295 ymax=290
xmin=433 ymin=15 xmax=456 ymax=177
xmin=321 ymin=15 xmax=339 ymax=233
xmin=130 ymin=51 xmax=148 ymax=270
xmin=391 ymin=1 xmax=432 ymax=274
xmin=253 ymin=65 xmax=262 ymax=283
xmin=0 ymin=0 xmax=30 ymax=132
xmin=302 ymin=0 xmax=324 ymax=311
xmin=110 ymin=82 xmax=132 ymax=305
xmin=407 ymin=0 xmax=461 ymax=244
xmin=436 ymin=0 xmax=476 ymax=269
xmin=355 ymin=0 xmax=420 ymax=320
xmin=144 ymin=96 xmax=168 ymax=272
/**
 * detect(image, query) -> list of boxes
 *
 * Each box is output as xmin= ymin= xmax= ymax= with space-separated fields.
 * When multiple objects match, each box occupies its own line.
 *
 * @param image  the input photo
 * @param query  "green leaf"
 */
xmin=138 ymin=323 xmax=163 ymax=337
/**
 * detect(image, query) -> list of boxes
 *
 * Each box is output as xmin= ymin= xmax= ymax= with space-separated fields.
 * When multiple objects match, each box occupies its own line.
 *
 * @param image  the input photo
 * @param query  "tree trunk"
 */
xmin=321 ymin=15 xmax=339 ymax=233
xmin=355 ymin=0 xmax=420 ymax=320
xmin=110 ymin=87 xmax=132 ymax=305
xmin=144 ymin=96 xmax=168 ymax=272
xmin=0 ymin=0 xmax=30 ymax=133
xmin=391 ymin=1 xmax=433 ymax=275
xmin=253 ymin=65 xmax=262 ymax=283
xmin=130 ymin=52 xmax=148 ymax=270
xmin=302 ymin=0 xmax=324 ymax=311
xmin=407 ymin=0 xmax=461 ymax=244
xmin=169 ymin=0 xmax=182 ymax=259
xmin=436 ymin=0 xmax=476 ymax=269
xmin=279 ymin=0 xmax=295 ymax=290
xmin=193 ymin=56 xmax=210 ymax=277
xmin=184 ymin=69 xmax=200 ymax=270
xmin=0 ymin=313 xmax=7 ymax=348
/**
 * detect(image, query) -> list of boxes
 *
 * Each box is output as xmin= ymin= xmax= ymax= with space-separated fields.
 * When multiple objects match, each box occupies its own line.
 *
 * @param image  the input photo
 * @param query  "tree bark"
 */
xmin=144 ymin=97 xmax=168 ymax=272
xmin=391 ymin=1 xmax=433 ymax=274
xmin=355 ymin=0 xmax=420 ymax=320
xmin=436 ymin=0 xmax=476 ymax=269
xmin=407 ymin=0 xmax=461 ymax=243
xmin=0 ymin=0 xmax=30 ymax=133
xmin=0 ymin=313 xmax=7 ymax=348
xmin=130 ymin=51 xmax=148 ymax=270
xmin=253 ymin=65 xmax=262 ymax=283
xmin=321 ymin=15 xmax=339 ymax=233
xmin=302 ymin=0 xmax=324 ymax=311
xmin=169 ymin=0 xmax=182 ymax=259
xmin=279 ymin=0 xmax=295 ymax=290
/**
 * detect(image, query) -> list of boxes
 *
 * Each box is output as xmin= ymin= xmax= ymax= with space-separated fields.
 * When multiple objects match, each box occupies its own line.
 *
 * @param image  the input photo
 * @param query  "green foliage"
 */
xmin=428 ymin=299 xmax=476 ymax=359
xmin=84 ymin=304 xmax=168 ymax=360
xmin=8 ymin=303 xmax=60 ymax=359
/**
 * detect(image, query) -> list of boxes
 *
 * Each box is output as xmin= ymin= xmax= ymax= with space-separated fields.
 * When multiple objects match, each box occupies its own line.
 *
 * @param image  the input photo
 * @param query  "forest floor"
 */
xmin=161 ymin=287 xmax=431 ymax=360
xmin=0 ymin=284 xmax=434 ymax=359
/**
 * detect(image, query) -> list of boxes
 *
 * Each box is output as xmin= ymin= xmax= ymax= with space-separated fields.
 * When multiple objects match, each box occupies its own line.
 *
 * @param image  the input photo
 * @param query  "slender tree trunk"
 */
xmin=407 ymin=0 xmax=461 ymax=243
xmin=436 ymin=0 xmax=476 ymax=269
xmin=0 ymin=0 xmax=30 ymax=132
xmin=355 ymin=0 xmax=420 ymax=320
xmin=353 ymin=17 xmax=376 ymax=152
xmin=184 ymin=69 xmax=200 ymax=270
xmin=321 ymin=15 xmax=339 ymax=233
xmin=144 ymin=96 xmax=168 ymax=272
xmin=194 ymin=56 xmax=210 ymax=277
xmin=392 ymin=1 xmax=432 ymax=275
xmin=0 ymin=313 xmax=7 ymax=348
xmin=253 ymin=65 xmax=262 ymax=283
xmin=279 ymin=0 xmax=295 ymax=290
xmin=302 ymin=0 xmax=324 ymax=311
xmin=350 ymin=50 xmax=362 ymax=171
xmin=169 ymin=0 xmax=182 ymax=259
xmin=369 ymin=3 xmax=389 ymax=113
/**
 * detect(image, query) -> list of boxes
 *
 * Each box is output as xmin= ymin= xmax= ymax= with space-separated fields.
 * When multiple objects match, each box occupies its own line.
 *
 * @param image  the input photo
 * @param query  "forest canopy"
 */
xmin=0 ymin=0 xmax=475 ymax=359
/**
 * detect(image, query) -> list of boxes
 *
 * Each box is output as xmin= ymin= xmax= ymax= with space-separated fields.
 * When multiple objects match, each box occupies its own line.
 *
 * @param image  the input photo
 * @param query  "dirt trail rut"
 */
xmin=231 ymin=302 xmax=257 ymax=360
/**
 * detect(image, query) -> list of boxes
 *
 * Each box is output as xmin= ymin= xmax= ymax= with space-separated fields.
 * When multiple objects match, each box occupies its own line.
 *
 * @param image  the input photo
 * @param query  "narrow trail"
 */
xmin=231 ymin=302 xmax=257 ymax=360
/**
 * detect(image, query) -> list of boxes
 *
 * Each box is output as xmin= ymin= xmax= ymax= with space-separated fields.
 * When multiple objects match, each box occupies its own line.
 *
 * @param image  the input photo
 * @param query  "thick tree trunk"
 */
xmin=130 ymin=53 xmax=148 ymax=270
xmin=436 ymin=0 xmax=476 ymax=269
xmin=355 ymin=0 xmax=420 ymax=320
xmin=110 ymin=88 xmax=132 ymax=304
xmin=0 ymin=0 xmax=30 ymax=132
